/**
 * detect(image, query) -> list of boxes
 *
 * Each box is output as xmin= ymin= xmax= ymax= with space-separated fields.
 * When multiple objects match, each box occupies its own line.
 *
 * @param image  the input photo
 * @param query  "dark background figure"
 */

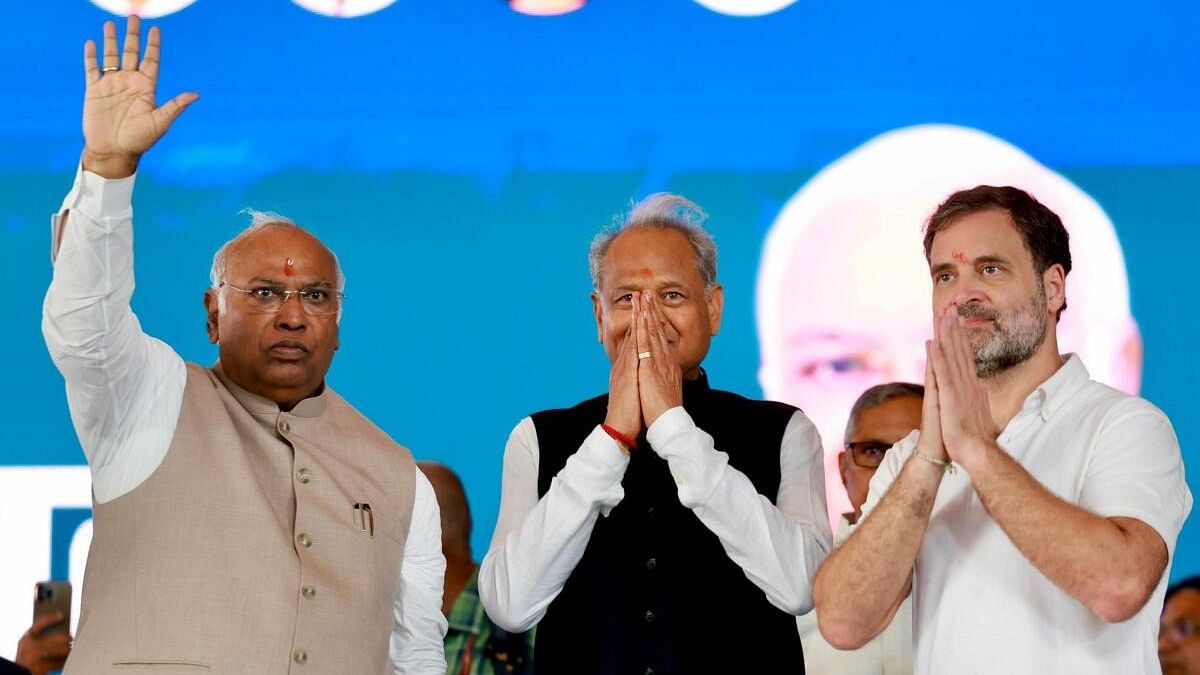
xmin=419 ymin=461 xmax=534 ymax=675
xmin=1162 ymin=576 xmax=1200 ymax=675
xmin=798 ymin=382 xmax=922 ymax=674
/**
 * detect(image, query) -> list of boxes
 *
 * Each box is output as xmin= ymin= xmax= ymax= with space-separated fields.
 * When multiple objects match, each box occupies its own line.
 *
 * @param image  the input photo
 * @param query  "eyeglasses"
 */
xmin=846 ymin=441 xmax=893 ymax=469
xmin=219 ymin=282 xmax=344 ymax=315
xmin=1162 ymin=618 xmax=1198 ymax=644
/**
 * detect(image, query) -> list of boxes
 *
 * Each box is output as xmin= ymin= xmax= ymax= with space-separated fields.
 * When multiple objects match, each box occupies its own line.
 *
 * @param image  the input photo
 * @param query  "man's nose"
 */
xmin=643 ymin=297 xmax=679 ymax=339
xmin=952 ymin=274 xmax=988 ymax=307
xmin=275 ymin=293 xmax=308 ymax=330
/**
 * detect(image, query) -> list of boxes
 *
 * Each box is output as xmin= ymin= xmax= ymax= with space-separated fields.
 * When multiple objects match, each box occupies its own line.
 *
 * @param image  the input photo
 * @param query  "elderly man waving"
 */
xmin=43 ymin=18 xmax=446 ymax=674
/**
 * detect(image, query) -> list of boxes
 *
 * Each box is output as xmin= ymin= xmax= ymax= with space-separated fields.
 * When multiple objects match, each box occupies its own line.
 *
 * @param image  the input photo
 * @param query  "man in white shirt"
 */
xmin=478 ymin=193 xmax=831 ymax=675
xmin=797 ymin=382 xmax=921 ymax=674
xmin=42 ymin=17 xmax=446 ymax=674
xmin=813 ymin=185 xmax=1193 ymax=674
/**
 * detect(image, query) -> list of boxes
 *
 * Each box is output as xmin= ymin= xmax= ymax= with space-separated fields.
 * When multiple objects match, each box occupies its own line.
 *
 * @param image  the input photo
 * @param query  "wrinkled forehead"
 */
xmin=927 ymin=208 xmax=1035 ymax=266
xmin=600 ymin=227 xmax=704 ymax=287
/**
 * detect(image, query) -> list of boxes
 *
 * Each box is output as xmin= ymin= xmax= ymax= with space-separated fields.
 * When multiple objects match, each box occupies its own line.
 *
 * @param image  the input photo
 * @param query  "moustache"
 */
xmin=957 ymin=304 xmax=999 ymax=322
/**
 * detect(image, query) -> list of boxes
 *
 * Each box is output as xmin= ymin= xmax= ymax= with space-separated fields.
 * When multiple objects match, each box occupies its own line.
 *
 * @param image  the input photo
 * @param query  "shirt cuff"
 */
xmin=64 ymin=162 xmax=137 ymax=220
xmin=646 ymin=406 xmax=695 ymax=452
xmin=51 ymin=166 xmax=137 ymax=263
xmin=646 ymin=406 xmax=728 ymax=507
xmin=564 ymin=426 xmax=632 ymax=516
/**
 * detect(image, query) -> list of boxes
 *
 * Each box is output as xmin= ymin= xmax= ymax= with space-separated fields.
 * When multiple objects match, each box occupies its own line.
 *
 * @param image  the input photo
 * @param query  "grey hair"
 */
xmin=844 ymin=382 xmax=925 ymax=446
xmin=209 ymin=209 xmax=345 ymax=291
xmin=588 ymin=193 xmax=718 ymax=291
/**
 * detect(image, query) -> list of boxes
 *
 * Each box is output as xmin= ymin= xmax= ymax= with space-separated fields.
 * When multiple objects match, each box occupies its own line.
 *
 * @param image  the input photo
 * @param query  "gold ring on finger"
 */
xmin=638 ymin=351 xmax=652 ymax=360
xmin=101 ymin=66 xmax=120 ymax=73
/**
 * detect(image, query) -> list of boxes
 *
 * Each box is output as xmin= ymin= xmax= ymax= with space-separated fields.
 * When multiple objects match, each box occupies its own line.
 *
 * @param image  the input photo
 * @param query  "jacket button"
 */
xmin=296 ymin=532 xmax=312 ymax=548
xmin=293 ymin=649 xmax=307 ymax=664
xmin=645 ymin=557 xmax=656 ymax=570
xmin=296 ymin=467 xmax=312 ymax=484
xmin=643 ymin=610 xmax=655 ymax=623
xmin=278 ymin=418 xmax=291 ymax=434
xmin=301 ymin=585 xmax=316 ymax=599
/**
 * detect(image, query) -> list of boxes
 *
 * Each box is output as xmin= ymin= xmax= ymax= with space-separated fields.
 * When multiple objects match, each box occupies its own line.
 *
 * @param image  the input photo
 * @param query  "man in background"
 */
xmin=418 ymin=461 xmax=534 ymax=675
xmin=1162 ymin=576 xmax=1200 ymax=675
xmin=797 ymin=383 xmax=920 ymax=674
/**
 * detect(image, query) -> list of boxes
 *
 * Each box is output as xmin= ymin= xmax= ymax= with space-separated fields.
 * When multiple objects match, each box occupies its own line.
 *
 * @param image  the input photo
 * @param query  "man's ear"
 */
xmin=837 ymin=450 xmax=850 ymax=489
xmin=706 ymin=283 xmax=725 ymax=335
xmin=203 ymin=289 xmax=220 ymax=344
xmin=592 ymin=291 xmax=604 ymax=343
xmin=1043 ymin=263 xmax=1067 ymax=320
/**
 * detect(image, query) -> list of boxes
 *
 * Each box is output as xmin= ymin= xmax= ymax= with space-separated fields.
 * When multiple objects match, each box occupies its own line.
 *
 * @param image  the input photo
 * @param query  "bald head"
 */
xmin=210 ymin=211 xmax=344 ymax=293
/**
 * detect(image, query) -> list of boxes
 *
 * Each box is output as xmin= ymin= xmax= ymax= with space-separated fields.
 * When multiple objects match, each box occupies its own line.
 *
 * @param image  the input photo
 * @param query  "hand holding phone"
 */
xmin=32 ymin=581 xmax=71 ymax=635
xmin=17 ymin=584 xmax=73 ymax=675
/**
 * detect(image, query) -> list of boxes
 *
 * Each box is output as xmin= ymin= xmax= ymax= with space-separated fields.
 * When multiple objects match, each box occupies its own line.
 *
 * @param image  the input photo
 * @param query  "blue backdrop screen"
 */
xmin=1 ymin=0 xmax=1197 ymax=650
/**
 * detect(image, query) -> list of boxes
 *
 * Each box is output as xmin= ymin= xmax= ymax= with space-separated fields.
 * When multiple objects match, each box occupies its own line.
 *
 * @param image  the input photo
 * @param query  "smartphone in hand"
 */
xmin=33 ymin=580 xmax=72 ymax=636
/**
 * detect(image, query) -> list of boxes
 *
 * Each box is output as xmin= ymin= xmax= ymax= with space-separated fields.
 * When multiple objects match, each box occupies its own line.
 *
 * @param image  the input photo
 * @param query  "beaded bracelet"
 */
xmin=914 ymin=448 xmax=956 ymax=474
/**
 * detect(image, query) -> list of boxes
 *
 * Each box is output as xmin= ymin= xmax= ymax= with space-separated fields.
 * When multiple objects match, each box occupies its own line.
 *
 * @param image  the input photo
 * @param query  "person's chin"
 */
xmin=262 ymin=359 xmax=312 ymax=381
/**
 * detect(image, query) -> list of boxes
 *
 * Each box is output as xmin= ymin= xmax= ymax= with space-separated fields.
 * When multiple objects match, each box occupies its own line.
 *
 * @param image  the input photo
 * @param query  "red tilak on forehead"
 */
xmin=284 ymin=258 xmax=295 ymax=277
xmin=637 ymin=267 xmax=653 ymax=278
xmin=952 ymin=251 xmax=968 ymax=264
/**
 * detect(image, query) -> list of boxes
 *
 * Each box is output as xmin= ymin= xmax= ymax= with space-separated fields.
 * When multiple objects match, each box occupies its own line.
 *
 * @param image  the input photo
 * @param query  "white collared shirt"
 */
xmin=42 ymin=167 xmax=448 ymax=675
xmin=478 ymin=404 xmax=833 ymax=632
xmin=860 ymin=354 xmax=1192 ymax=675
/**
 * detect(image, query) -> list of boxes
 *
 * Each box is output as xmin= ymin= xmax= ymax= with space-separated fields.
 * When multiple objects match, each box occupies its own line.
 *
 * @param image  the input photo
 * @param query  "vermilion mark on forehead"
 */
xmin=284 ymin=258 xmax=295 ymax=277
xmin=952 ymin=251 xmax=967 ymax=264
xmin=637 ymin=267 xmax=653 ymax=278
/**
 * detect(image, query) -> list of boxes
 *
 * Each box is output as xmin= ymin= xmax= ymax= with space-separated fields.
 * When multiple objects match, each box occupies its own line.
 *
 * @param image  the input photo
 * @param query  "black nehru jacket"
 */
xmin=531 ymin=371 xmax=806 ymax=675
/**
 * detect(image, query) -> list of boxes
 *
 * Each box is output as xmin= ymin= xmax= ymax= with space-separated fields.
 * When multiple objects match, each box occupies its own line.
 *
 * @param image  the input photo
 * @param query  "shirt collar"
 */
xmin=212 ymin=361 xmax=328 ymax=419
xmin=681 ymin=367 xmax=712 ymax=405
xmin=1023 ymin=353 xmax=1090 ymax=422
xmin=834 ymin=514 xmax=855 ymax=546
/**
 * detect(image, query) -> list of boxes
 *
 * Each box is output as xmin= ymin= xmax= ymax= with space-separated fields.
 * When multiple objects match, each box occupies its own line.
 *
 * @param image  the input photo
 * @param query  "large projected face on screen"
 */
xmin=291 ymin=0 xmax=399 ymax=18
xmin=87 ymin=0 xmax=197 ymax=18
xmin=756 ymin=124 xmax=1143 ymax=525
xmin=691 ymin=0 xmax=801 ymax=16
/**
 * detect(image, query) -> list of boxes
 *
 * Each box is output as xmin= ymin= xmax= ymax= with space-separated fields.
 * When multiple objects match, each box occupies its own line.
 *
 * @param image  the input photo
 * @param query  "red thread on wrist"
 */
xmin=601 ymin=424 xmax=637 ymax=452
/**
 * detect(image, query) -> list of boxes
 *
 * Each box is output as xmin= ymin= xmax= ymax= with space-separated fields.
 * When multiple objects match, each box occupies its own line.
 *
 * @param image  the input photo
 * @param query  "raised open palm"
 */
xmin=82 ymin=17 xmax=197 ymax=173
